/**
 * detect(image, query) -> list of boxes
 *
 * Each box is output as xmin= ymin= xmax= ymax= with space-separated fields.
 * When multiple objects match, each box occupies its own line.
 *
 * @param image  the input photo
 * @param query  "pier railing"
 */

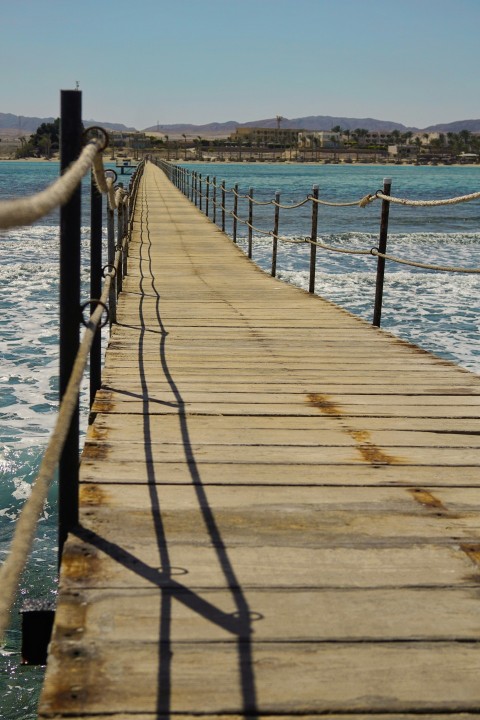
xmin=155 ymin=158 xmax=480 ymax=327
xmin=0 ymin=90 xmax=144 ymax=659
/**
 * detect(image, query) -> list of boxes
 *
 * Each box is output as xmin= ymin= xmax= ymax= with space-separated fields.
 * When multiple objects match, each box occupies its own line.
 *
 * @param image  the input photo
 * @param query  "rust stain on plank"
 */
xmin=61 ymin=543 xmax=102 ymax=584
xmin=307 ymin=394 xmax=399 ymax=465
xmin=460 ymin=544 xmax=480 ymax=566
xmin=307 ymin=393 xmax=342 ymax=416
xmin=81 ymin=443 xmax=110 ymax=461
xmin=408 ymin=487 xmax=447 ymax=510
xmin=80 ymin=484 xmax=107 ymax=506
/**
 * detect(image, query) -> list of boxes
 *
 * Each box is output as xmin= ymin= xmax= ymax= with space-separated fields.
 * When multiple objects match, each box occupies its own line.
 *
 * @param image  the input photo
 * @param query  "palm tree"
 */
xmin=459 ymin=129 xmax=472 ymax=151
xmin=182 ymin=133 xmax=187 ymax=160
xmin=355 ymin=128 xmax=369 ymax=146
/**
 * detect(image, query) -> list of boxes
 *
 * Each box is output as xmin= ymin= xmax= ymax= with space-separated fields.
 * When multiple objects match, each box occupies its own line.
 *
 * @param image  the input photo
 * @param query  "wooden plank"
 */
xmin=75 ymin=483 xmax=480 ymax=547
xmin=38 ymin=641 xmax=480 ymax=715
xmin=79 ymin=459 xmax=480 ymax=486
xmin=87 ymin=414 xmax=480 ymax=447
xmin=59 ymin=534 xmax=475 ymax=590
xmin=91 ymin=398 xmax=480 ymax=418
xmin=49 ymin=586 xmax=480 ymax=643
xmin=81 ymin=440 xmax=480 ymax=466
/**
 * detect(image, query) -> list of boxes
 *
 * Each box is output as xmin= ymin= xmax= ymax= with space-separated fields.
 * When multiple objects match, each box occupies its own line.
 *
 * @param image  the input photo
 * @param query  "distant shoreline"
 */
xmin=0 ymin=157 xmax=57 ymax=162
xmin=0 ymin=157 xmax=478 ymax=168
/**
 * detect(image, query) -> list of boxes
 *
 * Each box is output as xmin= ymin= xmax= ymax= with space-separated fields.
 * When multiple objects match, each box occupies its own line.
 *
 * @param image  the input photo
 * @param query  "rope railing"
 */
xmin=376 ymin=189 xmax=480 ymax=207
xmin=370 ymin=248 xmax=480 ymax=273
xmin=156 ymin=159 xmax=480 ymax=326
xmin=0 ymin=90 xmax=145 ymax=651
xmin=0 ymin=267 xmax=116 ymax=641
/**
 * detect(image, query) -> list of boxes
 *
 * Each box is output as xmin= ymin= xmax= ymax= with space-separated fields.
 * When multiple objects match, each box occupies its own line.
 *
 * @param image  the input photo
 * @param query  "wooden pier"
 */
xmin=39 ymin=161 xmax=480 ymax=718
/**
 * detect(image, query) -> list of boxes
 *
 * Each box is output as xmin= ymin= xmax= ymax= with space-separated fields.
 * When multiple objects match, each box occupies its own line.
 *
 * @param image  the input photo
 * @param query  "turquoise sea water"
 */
xmin=0 ymin=160 xmax=479 ymax=718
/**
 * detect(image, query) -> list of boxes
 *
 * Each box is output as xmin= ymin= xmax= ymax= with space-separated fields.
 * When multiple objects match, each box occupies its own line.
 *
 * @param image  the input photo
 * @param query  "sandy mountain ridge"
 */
xmin=2 ymin=112 xmax=480 ymax=138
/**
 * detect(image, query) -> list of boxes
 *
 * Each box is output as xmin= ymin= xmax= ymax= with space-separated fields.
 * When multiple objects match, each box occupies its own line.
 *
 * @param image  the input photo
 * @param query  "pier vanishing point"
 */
xmin=38 ymin=160 xmax=480 ymax=718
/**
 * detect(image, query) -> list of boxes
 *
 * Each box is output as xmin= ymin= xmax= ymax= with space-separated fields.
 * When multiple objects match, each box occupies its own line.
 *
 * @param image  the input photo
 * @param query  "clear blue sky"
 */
xmin=2 ymin=0 xmax=479 ymax=130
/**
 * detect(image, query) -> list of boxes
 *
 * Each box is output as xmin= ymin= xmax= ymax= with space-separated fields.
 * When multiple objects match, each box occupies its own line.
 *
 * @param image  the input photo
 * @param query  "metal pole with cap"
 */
xmin=373 ymin=177 xmax=392 ymax=327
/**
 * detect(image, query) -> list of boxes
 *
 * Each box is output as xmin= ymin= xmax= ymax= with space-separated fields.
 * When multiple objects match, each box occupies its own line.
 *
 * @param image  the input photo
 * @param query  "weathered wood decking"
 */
xmin=39 ymin=161 xmax=480 ymax=718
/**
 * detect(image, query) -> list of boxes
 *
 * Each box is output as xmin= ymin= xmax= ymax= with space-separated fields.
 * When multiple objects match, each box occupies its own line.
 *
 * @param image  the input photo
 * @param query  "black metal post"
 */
xmin=90 ymin=171 xmax=102 ymax=408
xmin=271 ymin=191 xmax=280 ymax=277
xmin=248 ymin=187 xmax=254 ymax=259
xmin=213 ymin=177 xmax=217 ymax=224
xmin=59 ymin=89 xmax=82 ymax=556
xmin=107 ymin=204 xmax=116 ymax=324
xmin=309 ymin=185 xmax=319 ymax=293
xmin=232 ymin=183 xmax=238 ymax=243
xmin=199 ymin=174 xmax=203 ymax=211
xmin=221 ymin=181 xmax=226 ymax=232
xmin=373 ymin=178 xmax=392 ymax=327
xmin=205 ymin=175 xmax=210 ymax=217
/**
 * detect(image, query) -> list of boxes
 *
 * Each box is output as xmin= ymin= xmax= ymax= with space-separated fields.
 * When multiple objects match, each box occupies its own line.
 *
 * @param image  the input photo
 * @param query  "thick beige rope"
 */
xmin=0 ymin=268 xmax=116 ymax=642
xmin=371 ymin=248 xmax=480 ymax=273
xmin=376 ymin=190 xmax=480 ymax=206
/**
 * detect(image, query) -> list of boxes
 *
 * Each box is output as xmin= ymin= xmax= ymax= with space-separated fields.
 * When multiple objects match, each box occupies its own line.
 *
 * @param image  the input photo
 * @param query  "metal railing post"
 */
xmin=248 ymin=187 xmax=254 ymax=259
xmin=373 ymin=178 xmax=392 ymax=327
xmin=107 ymin=202 xmax=116 ymax=324
xmin=117 ymin=193 xmax=124 ymax=295
xmin=213 ymin=177 xmax=217 ymax=224
xmin=309 ymin=185 xmax=319 ymax=293
xmin=271 ymin=191 xmax=280 ymax=277
xmin=221 ymin=181 xmax=226 ymax=231
xmin=199 ymin=174 xmax=203 ymax=211
xmin=232 ymin=183 xmax=238 ymax=243
xmin=206 ymin=175 xmax=210 ymax=217
xmin=59 ymin=88 xmax=82 ymax=556
xmin=90 ymin=170 xmax=102 ymax=408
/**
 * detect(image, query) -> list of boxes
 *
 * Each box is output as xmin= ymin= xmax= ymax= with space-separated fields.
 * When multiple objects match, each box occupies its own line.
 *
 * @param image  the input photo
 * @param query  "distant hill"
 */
xmin=423 ymin=119 xmax=480 ymax=133
xmin=144 ymin=115 xmax=480 ymax=137
xmin=3 ymin=112 xmax=480 ymax=139
xmin=144 ymin=115 xmax=415 ymax=137
xmin=0 ymin=113 xmax=56 ymax=133
xmin=83 ymin=119 xmax=137 ymax=132
xmin=0 ymin=113 xmax=136 ymax=134
xmin=144 ymin=121 xmax=240 ymax=137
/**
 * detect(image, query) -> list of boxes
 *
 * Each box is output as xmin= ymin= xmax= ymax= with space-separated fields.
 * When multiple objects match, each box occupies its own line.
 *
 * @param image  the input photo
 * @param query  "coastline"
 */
xmin=1 ymin=156 xmax=479 ymax=168
xmin=1 ymin=159 xmax=478 ymax=168
xmin=0 ymin=157 xmax=58 ymax=162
